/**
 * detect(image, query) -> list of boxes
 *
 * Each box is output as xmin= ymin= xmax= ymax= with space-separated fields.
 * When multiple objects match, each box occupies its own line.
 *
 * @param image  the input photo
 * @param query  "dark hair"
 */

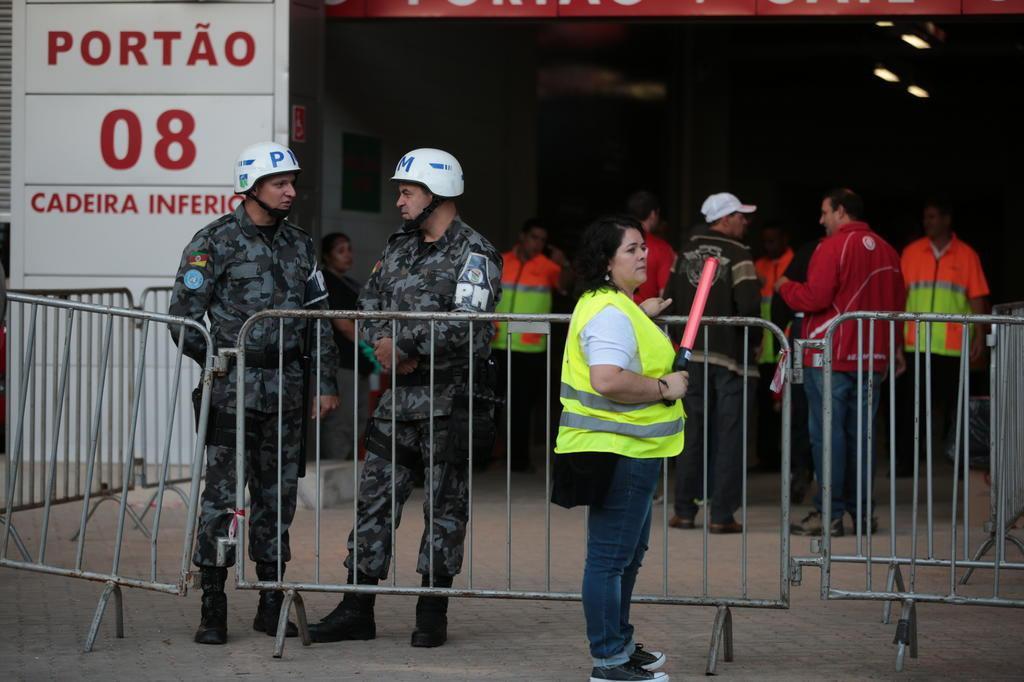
xmin=321 ymin=232 xmax=350 ymax=259
xmin=574 ymin=214 xmax=644 ymax=294
xmin=626 ymin=190 xmax=660 ymax=222
xmin=823 ymin=188 xmax=864 ymax=221
xmin=521 ymin=217 xmax=546 ymax=234
xmin=923 ymin=196 xmax=952 ymax=217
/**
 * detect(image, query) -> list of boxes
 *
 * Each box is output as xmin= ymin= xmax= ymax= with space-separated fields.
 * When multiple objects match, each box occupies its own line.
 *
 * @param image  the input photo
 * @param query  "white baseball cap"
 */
xmin=701 ymin=192 xmax=757 ymax=224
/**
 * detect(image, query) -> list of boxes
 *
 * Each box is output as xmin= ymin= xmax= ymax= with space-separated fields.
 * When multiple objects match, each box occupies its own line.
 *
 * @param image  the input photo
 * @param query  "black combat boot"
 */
xmin=308 ymin=573 xmax=378 ymax=643
xmin=253 ymin=562 xmax=298 ymax=637
xmin=194 ymin=567 xmax=228 ymax=645
xmin=411 ymin=574 xmax=451 ymax=648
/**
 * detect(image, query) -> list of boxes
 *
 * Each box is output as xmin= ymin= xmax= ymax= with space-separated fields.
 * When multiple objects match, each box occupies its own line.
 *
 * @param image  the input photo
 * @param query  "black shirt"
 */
xmin=323 ymin=270 xmax=370 ymax=375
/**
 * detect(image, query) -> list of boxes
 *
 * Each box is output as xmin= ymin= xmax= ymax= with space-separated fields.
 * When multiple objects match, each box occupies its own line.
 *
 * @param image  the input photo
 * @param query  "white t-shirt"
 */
xmin=580 ymin=305 xmax=642 ymax=373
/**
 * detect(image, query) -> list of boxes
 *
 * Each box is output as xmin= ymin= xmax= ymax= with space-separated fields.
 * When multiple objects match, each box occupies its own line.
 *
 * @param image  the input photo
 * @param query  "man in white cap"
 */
xmin=664 ymin=192 xmax=760 ymax=533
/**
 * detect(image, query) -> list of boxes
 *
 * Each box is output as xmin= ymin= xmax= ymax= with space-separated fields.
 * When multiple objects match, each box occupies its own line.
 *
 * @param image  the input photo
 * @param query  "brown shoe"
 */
xmin=668 ymin=515 xmax=695 ymax=529
xmin=709 ymin=520 xmax=743 ymax=534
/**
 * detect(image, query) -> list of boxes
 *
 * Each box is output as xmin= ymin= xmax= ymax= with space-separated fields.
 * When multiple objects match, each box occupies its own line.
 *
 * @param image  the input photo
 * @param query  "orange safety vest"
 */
xmin=493 ymin=250 xmax=561 ymax=353
xmin=755 ymin=248 xmax=793 ymax=363
xmin=901 ymin=235 xmax=989 ymax=356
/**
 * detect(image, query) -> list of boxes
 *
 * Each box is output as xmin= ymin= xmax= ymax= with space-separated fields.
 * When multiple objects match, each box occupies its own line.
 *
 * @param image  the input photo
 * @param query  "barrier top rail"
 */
xmin=5 ymin=292 xmax=206 ymax=336
xmin=10 ymin=288 xmax=136 ymax=307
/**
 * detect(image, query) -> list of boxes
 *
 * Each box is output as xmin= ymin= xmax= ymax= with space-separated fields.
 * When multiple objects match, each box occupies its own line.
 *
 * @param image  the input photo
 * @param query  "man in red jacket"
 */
xmin=776 ymin=189 xmax=906 ymax=536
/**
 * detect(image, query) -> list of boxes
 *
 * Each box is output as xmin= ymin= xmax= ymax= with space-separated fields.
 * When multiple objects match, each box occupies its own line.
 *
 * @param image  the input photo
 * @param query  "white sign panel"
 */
xmin=13 ymin=1 xmax=286 ymax=290
xmin=25 ymin=4 xmax=275 ymax=94
xmin=25 ymin=95 xmax=273 ymax=185
xmin=24 ymin=186 xmax=245 ymax=276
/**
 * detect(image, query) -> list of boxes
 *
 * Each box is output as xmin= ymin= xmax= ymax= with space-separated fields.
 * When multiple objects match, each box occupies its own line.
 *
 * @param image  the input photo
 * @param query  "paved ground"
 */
xmin=2 ymin=464 xmax=1022 ymax=681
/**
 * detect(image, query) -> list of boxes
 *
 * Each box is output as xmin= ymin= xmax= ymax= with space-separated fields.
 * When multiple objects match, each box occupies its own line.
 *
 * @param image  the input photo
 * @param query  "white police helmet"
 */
xmin=391 ymin=148 xmax=464 ymax=198
xmin=234 ymin=141 xmax=301 ymax=194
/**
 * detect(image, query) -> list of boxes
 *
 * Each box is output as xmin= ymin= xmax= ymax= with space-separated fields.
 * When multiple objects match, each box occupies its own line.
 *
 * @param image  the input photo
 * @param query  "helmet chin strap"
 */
xmin=247 ymin=191 xmax=291 ymax=222
xmin=403 ymin=195 xmax=443 ymax=231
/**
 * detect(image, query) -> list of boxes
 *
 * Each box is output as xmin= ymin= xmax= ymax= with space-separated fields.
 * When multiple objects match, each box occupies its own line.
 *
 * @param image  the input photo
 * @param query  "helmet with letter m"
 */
xmin=391 ymin=148 xmax=463 ymax=198
xmin=234 ymin=141 xmax=301 ymax=194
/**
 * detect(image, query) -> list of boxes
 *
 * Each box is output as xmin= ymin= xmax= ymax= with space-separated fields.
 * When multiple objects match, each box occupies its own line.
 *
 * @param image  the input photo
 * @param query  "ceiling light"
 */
xmin=876 ymin=21 xmax=894 ymax=27
xmin=901 ymin=34 xmax=931 ymax=50
xmin=873 ymin=66 xmax=900 ymax=83
xmin=907 ymin=85 xmax=930 ymax=98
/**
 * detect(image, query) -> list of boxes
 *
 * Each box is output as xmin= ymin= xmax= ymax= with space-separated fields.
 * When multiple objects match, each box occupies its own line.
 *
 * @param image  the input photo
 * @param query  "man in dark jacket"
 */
xmin=666 ymin=192 xmax=760 ymax=533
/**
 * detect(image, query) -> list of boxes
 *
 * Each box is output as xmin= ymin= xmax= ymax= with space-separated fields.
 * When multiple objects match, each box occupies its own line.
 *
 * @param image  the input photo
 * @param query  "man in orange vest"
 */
xmin=896 ymin=198 xmax=990 ymax=476
xmin=754 ymin=225 xmax=793 ymax=471
xmin=493 ymin=218 xmax=571 ymax=472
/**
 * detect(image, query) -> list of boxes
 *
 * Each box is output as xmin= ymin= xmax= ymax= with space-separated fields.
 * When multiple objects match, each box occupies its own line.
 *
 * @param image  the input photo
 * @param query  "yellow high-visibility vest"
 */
xmin=555 ymin=288 xmax=684 ymax=459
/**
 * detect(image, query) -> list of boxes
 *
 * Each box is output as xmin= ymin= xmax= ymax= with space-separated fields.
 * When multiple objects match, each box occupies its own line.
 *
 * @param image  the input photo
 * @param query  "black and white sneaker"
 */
xmin=589 ymin=662 xmax=669 ymax=681
xmin=629 ymin=643 xmax=666 ymax=671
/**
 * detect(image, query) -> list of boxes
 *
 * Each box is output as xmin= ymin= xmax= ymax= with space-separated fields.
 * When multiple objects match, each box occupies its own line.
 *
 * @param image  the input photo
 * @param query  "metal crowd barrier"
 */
xmin=219 ymin=309 xmax=792 ymax=671
xmin=136 ymin=287 xmax=201 ymax=518
xmin=0 ymin=292 xmax=214 ymax=652
xmin=963 ymin=302 xmax=1024 ymax=583
xmin=791 ymin=310 xmax=1024 ymax=672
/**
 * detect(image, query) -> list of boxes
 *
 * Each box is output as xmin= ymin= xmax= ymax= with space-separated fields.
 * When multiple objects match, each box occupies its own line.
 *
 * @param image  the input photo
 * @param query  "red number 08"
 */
xmin=100 ymin=109 xmax=197 ymax=170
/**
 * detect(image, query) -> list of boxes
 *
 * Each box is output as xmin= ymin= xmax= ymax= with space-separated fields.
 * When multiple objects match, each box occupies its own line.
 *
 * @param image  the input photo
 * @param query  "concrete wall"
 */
xmin=320 ymin=22 xmax=539 ymax=282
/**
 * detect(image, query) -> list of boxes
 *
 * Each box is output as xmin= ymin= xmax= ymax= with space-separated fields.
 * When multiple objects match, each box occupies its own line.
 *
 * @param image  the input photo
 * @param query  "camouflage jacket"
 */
xmin=169 ymin=203 xmax=339 ymax=412
xmin=359 ymin=217 xmax=502 ymax=420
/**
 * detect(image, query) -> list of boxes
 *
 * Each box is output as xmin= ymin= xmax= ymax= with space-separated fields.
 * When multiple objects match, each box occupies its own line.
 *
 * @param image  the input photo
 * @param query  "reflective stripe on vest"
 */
xmin=554 ymin=288 xmax=685 ymax=459
xmin=493 ymin=253 xmax=556 ymax=353
xmin=755 ymin=250 xmax=792 ymax=364
xmin=902 ymin=238 xmax=978 ymax=357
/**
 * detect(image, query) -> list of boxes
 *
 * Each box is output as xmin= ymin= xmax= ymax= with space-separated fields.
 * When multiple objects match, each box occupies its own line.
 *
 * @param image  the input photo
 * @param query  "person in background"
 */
xmin=493 ymin=218 xmax=571 ymax=472
xmin=319 ymin=232 xmax=375 ymax=460
xmin=895 ymin=198 xmax=990 ymax=476
xmin=778 ymin=188 xmax=906 ymax=537
xmin=753 ymin=225 xmax=794 ymax=471
xmin=552 ymin=214 xmax=685 ymax=682
xmin=666 ymin=192 xmax=760 ymax=534
xmin=626 ymin=191 xmax=675 ymax=303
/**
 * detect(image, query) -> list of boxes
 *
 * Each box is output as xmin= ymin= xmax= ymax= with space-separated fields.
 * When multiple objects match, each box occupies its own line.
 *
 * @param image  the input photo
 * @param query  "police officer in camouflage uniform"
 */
xmin=170 ymin=141 xmax=340 ymax=646
xmin=308 ymin=148 xmax=502 ymax=648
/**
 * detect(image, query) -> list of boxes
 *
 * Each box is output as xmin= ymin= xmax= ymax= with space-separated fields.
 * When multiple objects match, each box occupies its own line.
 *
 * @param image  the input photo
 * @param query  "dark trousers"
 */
xmin=756 ymin=363 xmax=781 ymax=470
xmin=192 ymin=408 xmax=302 ymax=568
xmin=495 ymin=350 xmax=549 ymax=471
xmin=895 ymin=353 xmax=963 ymax=470
xmin=673 ymin=363 xmax=744 ymax=524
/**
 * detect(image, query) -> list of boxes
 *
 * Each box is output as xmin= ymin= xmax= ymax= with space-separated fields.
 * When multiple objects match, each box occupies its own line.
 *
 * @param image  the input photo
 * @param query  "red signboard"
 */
xmin=963 ymin=0 xmax=1024 ymax=13
xmin=367 ymin=0 xmax=556 ymax=18
xmin=559 ymin=0 xmax=755 ymax=17
xmin=757 ymin=0 xmax=960 ymax=16
xmin=326 ymin=0 xmax=367 ymax=17
xmin=324 ymin=0 xmax=1024 ymax=16
xmin=291 ymin=105 xmax=307 ymax=143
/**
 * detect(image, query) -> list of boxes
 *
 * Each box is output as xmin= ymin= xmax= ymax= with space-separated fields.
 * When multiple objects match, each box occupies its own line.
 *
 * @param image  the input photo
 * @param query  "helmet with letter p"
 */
xmin=234 ymin=141 xmax=301 ymax=194
xmin=391 ymin=148 xmax=463 ymax=198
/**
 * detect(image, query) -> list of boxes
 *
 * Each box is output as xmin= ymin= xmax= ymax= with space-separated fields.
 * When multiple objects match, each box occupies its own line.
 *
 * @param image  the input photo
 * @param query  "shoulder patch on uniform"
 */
xmin=183 ymin=269 xmax=205 ymax=290
xmin=188 ymin=251 xmax=209 ymax=268
xmin=454 ymin=252 xmax=495 ymax=312
xmin=371 ymin=259 xmax=383 ymax=275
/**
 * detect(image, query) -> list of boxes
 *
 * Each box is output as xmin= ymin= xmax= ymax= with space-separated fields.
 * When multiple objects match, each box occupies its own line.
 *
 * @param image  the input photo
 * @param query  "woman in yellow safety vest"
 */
xmin=552 ymin=215 xmax=687 ymax=682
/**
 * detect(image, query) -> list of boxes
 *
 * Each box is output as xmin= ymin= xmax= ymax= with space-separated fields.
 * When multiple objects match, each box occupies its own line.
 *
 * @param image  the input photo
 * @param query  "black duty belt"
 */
xmin=394 ymin=367 xmax=459 ymax=387
xmin=231 ymin=348 xmax=303 ymax=370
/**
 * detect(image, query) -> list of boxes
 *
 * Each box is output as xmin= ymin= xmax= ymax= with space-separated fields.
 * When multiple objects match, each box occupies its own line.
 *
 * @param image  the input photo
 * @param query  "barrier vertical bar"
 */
xmin=2 ymin=304 xmax=39 ymax=559
xmin=37 ymin=309 xmax=75 ymax=563
xmin=741 ymin=326 xmax=749 ymax=597
xmin=150 ymin=327 xmax=185 ymax=580
xmin=112 ymin=321 xmax=149 ymax=578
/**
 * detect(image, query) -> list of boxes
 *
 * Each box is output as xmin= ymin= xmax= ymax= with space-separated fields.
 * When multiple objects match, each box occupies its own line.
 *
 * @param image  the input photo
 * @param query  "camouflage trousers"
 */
xmin=192 ymin=408 xmax=302 ymax=568
xmin=345 ymin=417 xmax=469 ymax=580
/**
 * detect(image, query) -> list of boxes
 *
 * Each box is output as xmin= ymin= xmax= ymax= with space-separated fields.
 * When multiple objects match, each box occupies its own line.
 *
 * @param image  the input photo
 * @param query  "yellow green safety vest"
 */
xmin=555 ymin=288 xmax=685 ymax=459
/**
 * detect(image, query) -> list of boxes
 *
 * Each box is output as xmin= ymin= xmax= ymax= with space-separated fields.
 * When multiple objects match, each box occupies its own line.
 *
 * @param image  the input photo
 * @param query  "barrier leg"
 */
xmin=882 ymin=563 xmax=905 ymax=624
xmin=892 ymin=599 xmax=918 ymax=672
xmin=70 ymin=495 xmax=152 ymax=542
xmin=84 ymin=580 xmax=124 ymax=653
xmin=960 ymin=536 xmax=995 ymax=585
xmin=137 ymin=485 xmax=191 ymax=525
xmin=1 ymin=515 xmax=34 ymax=562
xmin=273 ymin=589 xmax=311 ymax=659
xmin=705 ymin=605 xmax=734 ymax=675
xmin=1007 ymin=533 xmax=1024 ymax=555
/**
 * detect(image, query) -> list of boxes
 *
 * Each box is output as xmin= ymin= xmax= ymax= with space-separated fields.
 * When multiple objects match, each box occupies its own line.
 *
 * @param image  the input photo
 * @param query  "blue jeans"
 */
xmin=583 ymin=456 xmax=662 ymax=667
xmin=804 ymin=368 xmax=883 ymax=522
